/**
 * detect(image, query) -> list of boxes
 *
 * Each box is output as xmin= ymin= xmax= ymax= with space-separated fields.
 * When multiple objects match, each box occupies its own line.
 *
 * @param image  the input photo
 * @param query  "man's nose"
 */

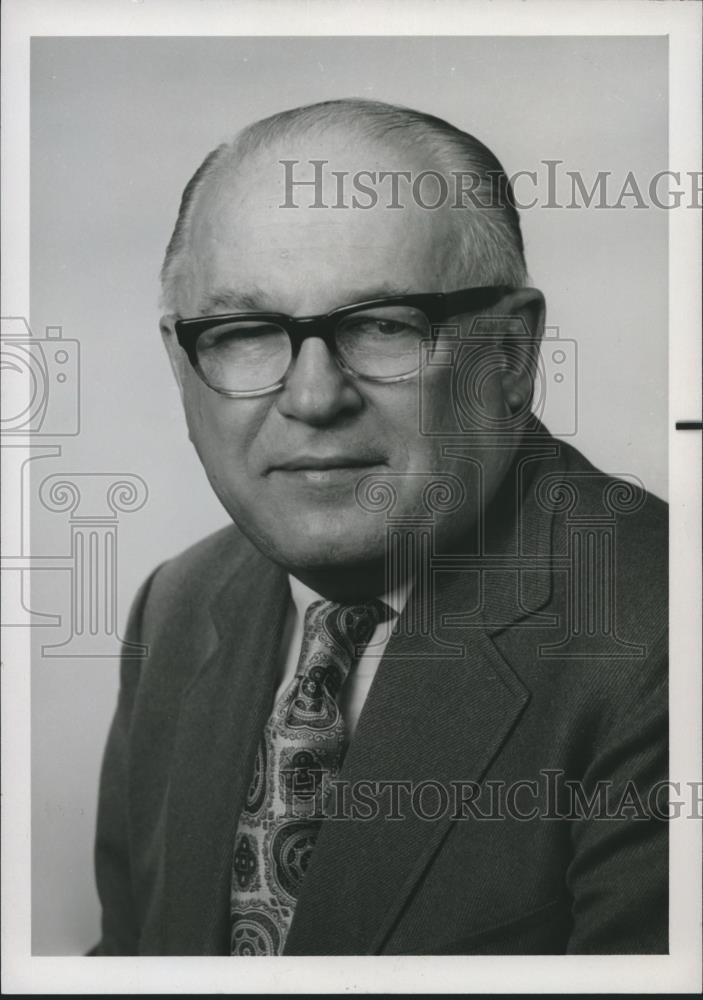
xmin=275 ymin=337 xmax=364 ymax=424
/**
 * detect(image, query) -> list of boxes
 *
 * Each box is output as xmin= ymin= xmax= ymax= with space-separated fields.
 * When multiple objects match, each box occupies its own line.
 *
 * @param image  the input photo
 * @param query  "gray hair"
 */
xmin=160 ymin=98 xmax=528 ymax=313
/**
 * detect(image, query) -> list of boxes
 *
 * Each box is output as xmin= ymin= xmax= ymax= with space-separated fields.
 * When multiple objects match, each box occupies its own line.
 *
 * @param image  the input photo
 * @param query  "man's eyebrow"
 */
xmin=335 ymin=285 xmax=413 ymax=306
xmin=198 ymin=283 xmax=414 ymax=316
xmin=198 ymin=288 xmax=267 ymax=314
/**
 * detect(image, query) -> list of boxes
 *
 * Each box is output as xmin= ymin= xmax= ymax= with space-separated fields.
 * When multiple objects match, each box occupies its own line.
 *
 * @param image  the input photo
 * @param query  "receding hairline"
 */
xmin=185 ymin=104 xmax=464 ymax=215
xmin=160 ymin=98 xmax=528 ymax=313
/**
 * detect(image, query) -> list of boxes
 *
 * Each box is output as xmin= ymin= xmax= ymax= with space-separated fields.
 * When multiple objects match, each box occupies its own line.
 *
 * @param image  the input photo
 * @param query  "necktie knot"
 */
xmin=300 ymin=597 xmax=392 ymax=677
xmin=284 ymin=598 xmax=391 ymax=731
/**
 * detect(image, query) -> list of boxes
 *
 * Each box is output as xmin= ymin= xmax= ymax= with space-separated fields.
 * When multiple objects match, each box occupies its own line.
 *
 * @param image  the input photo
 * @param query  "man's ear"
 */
xmin=496 ymin=287 xmax=545 ymax=414
xmin=159 ymin=314 xmax=187 ymax=401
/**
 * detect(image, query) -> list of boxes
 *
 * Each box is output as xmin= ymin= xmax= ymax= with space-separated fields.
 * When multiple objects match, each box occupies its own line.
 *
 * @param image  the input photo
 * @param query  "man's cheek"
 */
xmin=412 ymin=362 xmax=463 ymax=437
xmin=183 ymin=380 xmax=217 ymax=445
xmin=185 ymin=406 xmax=238 ymax=493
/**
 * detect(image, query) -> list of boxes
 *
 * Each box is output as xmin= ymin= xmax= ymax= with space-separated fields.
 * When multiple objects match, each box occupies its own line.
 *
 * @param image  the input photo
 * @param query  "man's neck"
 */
xmin=288 ymin=570 xmax=412 ymax=616
xmin=287 ymin=561 xmax=410 ymax=605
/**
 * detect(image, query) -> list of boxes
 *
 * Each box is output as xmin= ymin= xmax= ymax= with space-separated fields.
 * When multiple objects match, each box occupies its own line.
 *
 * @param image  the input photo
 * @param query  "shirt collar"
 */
xmin=288 ymin=573 xmax=411 ymax=621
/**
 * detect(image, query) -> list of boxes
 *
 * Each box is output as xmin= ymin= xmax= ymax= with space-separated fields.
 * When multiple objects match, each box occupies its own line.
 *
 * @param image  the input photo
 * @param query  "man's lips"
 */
xmin=268 ymin=455 xmax=385 ymax=473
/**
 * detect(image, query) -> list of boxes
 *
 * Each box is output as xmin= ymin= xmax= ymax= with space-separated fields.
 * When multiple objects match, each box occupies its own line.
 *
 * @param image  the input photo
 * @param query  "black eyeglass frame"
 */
xmin=173 ymin=284 xmax=519 ymax=398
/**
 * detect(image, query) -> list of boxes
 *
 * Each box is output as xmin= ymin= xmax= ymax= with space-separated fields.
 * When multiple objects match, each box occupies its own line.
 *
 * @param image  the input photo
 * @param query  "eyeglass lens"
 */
xmin=195 ymin=306 xmax=432 ymax=393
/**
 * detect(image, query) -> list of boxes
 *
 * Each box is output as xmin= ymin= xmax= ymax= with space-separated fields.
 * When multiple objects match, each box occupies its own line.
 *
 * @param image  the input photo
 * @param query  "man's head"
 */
xmin=159 ymin=99 xmax=544 ymax=598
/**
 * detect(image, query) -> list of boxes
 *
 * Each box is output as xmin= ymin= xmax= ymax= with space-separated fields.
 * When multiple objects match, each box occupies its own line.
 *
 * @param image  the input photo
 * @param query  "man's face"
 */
xmin=162 ymin=132 xmax=538 ymax=594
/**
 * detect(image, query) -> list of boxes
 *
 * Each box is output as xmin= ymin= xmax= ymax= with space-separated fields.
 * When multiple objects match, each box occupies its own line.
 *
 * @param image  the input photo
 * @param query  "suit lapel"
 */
xmin=161 ymin=549 xmax=289 ymax=954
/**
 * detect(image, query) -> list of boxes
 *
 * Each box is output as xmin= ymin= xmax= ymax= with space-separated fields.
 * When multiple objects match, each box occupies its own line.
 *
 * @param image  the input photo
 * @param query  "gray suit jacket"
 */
xmin=92 ymin=430 xmax=668 ymax=955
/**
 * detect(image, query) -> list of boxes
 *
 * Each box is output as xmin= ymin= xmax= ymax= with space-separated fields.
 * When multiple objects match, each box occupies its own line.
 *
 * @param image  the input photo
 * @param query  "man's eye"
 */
xmin=374 ymin=320 xmax=408 ymax=335
xmin=347 ymin=318 xmax=415 ymax=336
xmin=200 ymin=323 xmax=284 ymax=350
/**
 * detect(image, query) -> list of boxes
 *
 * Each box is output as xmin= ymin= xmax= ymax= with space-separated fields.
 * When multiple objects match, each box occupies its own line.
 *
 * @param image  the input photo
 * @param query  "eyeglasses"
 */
xmin=174 ymin=285 xmax=517 ymax=397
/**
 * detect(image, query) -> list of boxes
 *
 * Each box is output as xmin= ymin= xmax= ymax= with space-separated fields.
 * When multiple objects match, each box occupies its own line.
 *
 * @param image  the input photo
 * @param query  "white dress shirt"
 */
xmin=272 ymin=575 xmax=412 ymax=737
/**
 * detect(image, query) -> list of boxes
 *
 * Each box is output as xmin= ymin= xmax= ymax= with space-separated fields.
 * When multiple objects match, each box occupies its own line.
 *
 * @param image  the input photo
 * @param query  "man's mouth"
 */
xmin=272 ymin=454 xmax=383 ymax=471
xmin=268 ymin=454 xmax=386 ymax=484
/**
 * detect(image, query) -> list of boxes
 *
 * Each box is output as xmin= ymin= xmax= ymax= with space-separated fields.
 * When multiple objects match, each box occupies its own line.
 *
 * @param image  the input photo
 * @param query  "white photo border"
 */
xmin=1 ymin=0 xmax=700 ymax=993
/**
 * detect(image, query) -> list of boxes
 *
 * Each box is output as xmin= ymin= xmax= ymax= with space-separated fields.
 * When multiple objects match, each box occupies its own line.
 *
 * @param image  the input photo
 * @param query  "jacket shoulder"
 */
xmin=556 ymin=437 xmax=668 ymax=577
xmin=137 ymin=523 xmax=263 ymax=641
xmin=533 ymin=435 xmax=668 ymax=681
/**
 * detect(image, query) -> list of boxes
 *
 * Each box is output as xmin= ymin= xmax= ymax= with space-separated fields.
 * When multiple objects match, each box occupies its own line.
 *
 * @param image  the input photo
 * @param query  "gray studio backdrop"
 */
xmin=28 ymin=35 xmax=667 ymax=954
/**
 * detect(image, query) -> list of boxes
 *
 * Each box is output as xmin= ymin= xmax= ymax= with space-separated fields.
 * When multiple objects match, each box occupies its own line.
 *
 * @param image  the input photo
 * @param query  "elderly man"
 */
xmin=91 ymin=99 xmax=667 ymax=956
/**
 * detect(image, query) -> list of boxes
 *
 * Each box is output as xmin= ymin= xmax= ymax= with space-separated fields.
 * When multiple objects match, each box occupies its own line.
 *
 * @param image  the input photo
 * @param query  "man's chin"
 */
xmin=247 ymin=516 xmax=388 ymax=576
xmin=273 ymin=536 xmax=386 ymax=573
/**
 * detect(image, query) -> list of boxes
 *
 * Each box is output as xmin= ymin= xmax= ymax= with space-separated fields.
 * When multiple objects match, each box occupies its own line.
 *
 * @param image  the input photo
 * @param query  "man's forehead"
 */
xmin=195 ymin=125 xmax=445 ymax=217
xmin=192 ymin=160 xmax=456 ymax=257
xmin=190 ymin=209 xmax=455 ymax=314
xmin=183 ymin=129 xmax=462 ymax=314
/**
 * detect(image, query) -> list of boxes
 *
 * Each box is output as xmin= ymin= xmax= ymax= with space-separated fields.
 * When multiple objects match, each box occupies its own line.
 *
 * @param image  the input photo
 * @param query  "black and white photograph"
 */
xmin=2 ymin=0 xmax=701 ymax=993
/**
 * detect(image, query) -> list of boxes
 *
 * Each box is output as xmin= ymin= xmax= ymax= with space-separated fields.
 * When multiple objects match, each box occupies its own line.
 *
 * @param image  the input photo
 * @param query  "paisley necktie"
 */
xmin=230 ymin=598 xmax=390 ymax=956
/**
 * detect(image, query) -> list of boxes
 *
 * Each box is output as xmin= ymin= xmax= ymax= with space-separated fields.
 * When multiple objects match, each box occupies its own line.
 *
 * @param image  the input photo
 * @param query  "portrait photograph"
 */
xmin=2 ymin=0 xmax=701 ymax=994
